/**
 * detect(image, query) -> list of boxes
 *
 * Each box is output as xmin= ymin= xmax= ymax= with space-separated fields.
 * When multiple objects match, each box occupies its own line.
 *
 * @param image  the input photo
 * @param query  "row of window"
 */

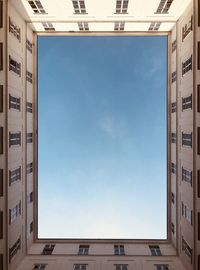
xmin=9 ymin=55 xmax=33 ymax=82
xmin=182 ymin=17 xmax=193 ymax=42
xmin=9 ymin=237 xmax=21 ymax=262
xmin=182 ymin=202 xmax=192 ymax=224
xmin=148 ymin=22 xmax=161 ymax=31
xmin=41 ymin=244 xmax=162 ymax=256
xmin=155 ymin=0 xmax=174 ymax=14
xmin=9 ymin=132 xmax=33 ymax=146
xmin=33 ymin=264 xmax=169 ymax=270
xmin=171 ymin=132 xmax=192 ymax=147
xmin=9 ymin=94 xmax=33 ymax=113
xmin=182 ymin=237 xmax=192 ymax=263
xmin=171 ymin=95 xmax=192 ymax=113
xmin=171 ymin=163 xmax=193 ymax=184
xmin=9 ymin=163 xmax=33 ymax=186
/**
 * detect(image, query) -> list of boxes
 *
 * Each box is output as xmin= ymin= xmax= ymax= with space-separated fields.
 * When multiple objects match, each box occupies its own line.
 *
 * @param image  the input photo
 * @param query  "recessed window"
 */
xmin=0 ymin=169 xmax=3 ymax=197
xmin=28 ymin=0 xmax=46 ymax=14
xmin=182 ymin=237 xmax=192 ymax=263
xmin=0 ymin=211 xmax=3 ymax=239
xmin=27 ymin=162 xmax=33 ymax=174
xmin=27 ymin=102 xmax=33 ymax=113
xmin=115 ymin=0 xmax=129 ymax=14
xmin=114 ymin=244 xmax=125 ymax=255
xmin=78 ymin=22 xmax=89 ymax=31
xmin=26 ymin=39 xmax=33 ymax=53
xmin=172 ymin=39 xmax=176 ymax=52
xmin=9 ymin=167 xmax=21 ymax=185
xmin=0 ymin=43 xmax=3 ymax=71
xmin=9 ymin=94 xmax=20 ymax=111
xmin=182 ymin=202 xmax=192 ymax=224
xmin=0 ymin=85 xmax=3 ymax=113
xmin=33 ymin=264 xmax=47 ymax=270
xmin=27 ymin=192 xmax=33 ymax=203
xmin=171 ymin=133 xmax=176 ymax=143
xmin=114 ymin=22 xmax=125 ymax=31
xmin=9 ymin=17 xmax=20 ymax=42
xmin=26 ymin=71 xmax=33 ymax=83
xmin=74 ymin=264 xmax=87 ymax=270
xmin=29 ymin=221 xmax=33 ymax=233
xmin=154 ymin=265 xmax=169 ymax=270
xmin=115 ymin=264 xmax=128 ymax=270
xmin=41 ymin=244 xmax=55 ymax=255
xmin=9 ymin=132 xmax=21 ymax=147
xmin=0 ymin=127 xmax=3 ymax=154
xmin=148 ymin=22 xmax=161 ymax=31
xmin=0 ymin=1 xmax=3 ymax=28
xmin=171 ymin=222 xmax=175 ymax=234
xmin=171 ymin=192 xmax=175 ymax=204
xmin=182 ymin=167 xmax=192 ymax=186
xmin=171 ymin=102 xmax=176 ymax=113
xmin=171 ymin=162 xmax=176 ymax=174
xmin=78 ymin=245 xmax=89 ymax=255
xmin=182 ymin=17 xmax=193 ymax=42
xmin=182 ymin=132 xmax=192 ymax=147
xmin=9 ymin=56 xmax=21 ymax=76
xmin=27 ymin=132 xmax=33 ymax=143
xmin=171 ymin=71 xmax=176 ymax=83
xmin=155 ymin=0 xmax=174 ymax=14
xmin=72 ymin=0 xmax=87 ymax=14
xmin=182 ymin=94 xmax=192 ymax=111
xmin=182 ymin=55 xmax=192 ymax=75
xmin=9 ymin=237 xmax=21 ymax=262
xmin=9 ymin=201 xmax=21 ymax=224
xmin=149 ymin=245 xmax=162 ymax=256
xmin=42 ymin=22 xmax=55 ymax=31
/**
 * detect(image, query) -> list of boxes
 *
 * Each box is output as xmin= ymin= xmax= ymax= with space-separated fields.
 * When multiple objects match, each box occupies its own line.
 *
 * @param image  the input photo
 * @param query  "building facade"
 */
xmin=0 ymin=0 xmax=200 ymax=269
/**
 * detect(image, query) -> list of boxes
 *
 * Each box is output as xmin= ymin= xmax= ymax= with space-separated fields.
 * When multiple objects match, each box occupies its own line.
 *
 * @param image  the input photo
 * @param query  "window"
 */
xmin=0 ymin=1 xmax=3 ymax=28
xmin=42 ymin=244 xmax=55 ymax=255
xmin=171 ymin=133 xmax=176 ymax=143
xmin=171 ymin=162 xmax=176 ymax=174
xmin=154 ymin=265 xmax=169 ymax=270
xmin=198 ymin=170 xmax=200 ymax=197
xmin=182 ymin=202 xmax=192 ymax=224
xmin=78 ymin=22 xmax=89 ymax=31
xmin=72 ymin=0 xmax=87 ymax=14
xmin=9 ymin=56 xmax=21 ymax=76
xmin=149 ymin=245 xmax=162 ymax=256
xmin=9 ymin=237 xmax=21 ymax=262
xmin=9 ymin=94 xmax=20 ymax=111
xmin=198 ymin=212 xmax=200 ymax=240
xmin=27 ymin=162 xmax=33 ymax=174
xmin=114 ymin=244 xmax=125 ymax=255
xmin=155 ymin=0 xmax=174 ymax=13
xmin=171 ymin=222 xmax=175 ymax=234
xmin=172 ymin=39 xmax=176 ymax=52
xmin=198 ymin=127 xmax=200 ymax=155
xmin=171 ymin=192 xmax=175 ymax=204
xmin=26 ymin=39 xmax=33 ymax=53
xmin=182 ymin=94 xmax=192 ymax=111
xmin=28 ymin=0 xmax=46 ymax=14
xmin=0 ymin=169 xmax=3 ymax=196
xmin=9 ymin=132 xmax=21 ymax=147
xmin=148 ymin=22 xmax=161 ymax=31
xmin=182 ymin=237 xmax=192 ymax=262
xmin=33 ymin=265 xmax=47 ymax=270
xmin=78 ymin=245 xmax=89 ymax=255
xmin=171 ymin=102 xmax=176 ymax=113
xmin=0 ymin=211 xmax=3 ymax=239
xmin=0 ymin=43 xmax=2 ymax=71
xmin=42 ymin=22 xmax=55 ymax=31
xmin=171 ymin=71 xmax=176 ymax=83
xmin=27 ymin=132 xmax=33 ymax=143
xmin=27 ymin=102 xmax=33 ymax=113
xmin=74 ymin=264 xmax=87 ymax=270
xmin=26 ymin=71 xmax=33 ymax=83
xmin=182 ymin=132 xmax=192 ymax=147
xmin=9 ymin=167 xmax=21 ymax=185
xmin=114 ymin=22 xmax=125 ymax=31
xmin=27 ymin=192 xmax=33 ymax=203
xmin=182 ymin=17 xmax=193 ymax=42
xmin=182 ymin=167 xmax=192 ymax=186
xmin=0 ymin=85 xmax=3 ymax=113
xmin=30 ymin=221 xmax=33 ymax=233
xmin=182 ymin=55 xmax=192 ymax=75
xmin=9 ymin=17 xmax=20 ymax=42
xmin=115 ymin=265 xmax=128 ymax=270
xmin=115 ymin=0 xmax=129 ymax=14
xmin=9 ymin=201 xmax=21 ymax=224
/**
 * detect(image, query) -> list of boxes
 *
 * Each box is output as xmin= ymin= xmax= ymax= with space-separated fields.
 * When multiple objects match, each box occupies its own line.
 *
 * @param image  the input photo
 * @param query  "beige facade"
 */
xmin=0 ymin=0 xmax=200 ymax=269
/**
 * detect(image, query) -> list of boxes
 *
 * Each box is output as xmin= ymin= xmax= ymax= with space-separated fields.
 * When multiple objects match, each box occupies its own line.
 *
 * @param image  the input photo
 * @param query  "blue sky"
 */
xmin=38 ymin=36 xmax=167 ymax=239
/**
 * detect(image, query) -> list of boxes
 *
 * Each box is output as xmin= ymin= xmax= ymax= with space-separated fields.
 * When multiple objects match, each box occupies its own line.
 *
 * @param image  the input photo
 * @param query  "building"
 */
xmin=0 ymin=0 xmax=200 ymax=269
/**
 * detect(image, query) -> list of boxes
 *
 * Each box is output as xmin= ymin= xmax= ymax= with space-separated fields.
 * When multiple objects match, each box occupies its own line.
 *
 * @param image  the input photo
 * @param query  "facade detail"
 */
xmin=0 ymin=0 xmax=200 ymax=270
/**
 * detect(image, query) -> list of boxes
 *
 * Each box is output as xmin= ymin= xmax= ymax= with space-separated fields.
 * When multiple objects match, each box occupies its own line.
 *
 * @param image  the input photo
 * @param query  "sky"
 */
xmin=38 ymin=36 xmax=167 ymax=239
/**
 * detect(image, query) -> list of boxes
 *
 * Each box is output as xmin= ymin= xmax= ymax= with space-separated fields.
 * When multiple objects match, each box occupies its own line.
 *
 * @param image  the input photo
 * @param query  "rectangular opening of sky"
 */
xmin=38 ymin=36 xmax=167 ymax=239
